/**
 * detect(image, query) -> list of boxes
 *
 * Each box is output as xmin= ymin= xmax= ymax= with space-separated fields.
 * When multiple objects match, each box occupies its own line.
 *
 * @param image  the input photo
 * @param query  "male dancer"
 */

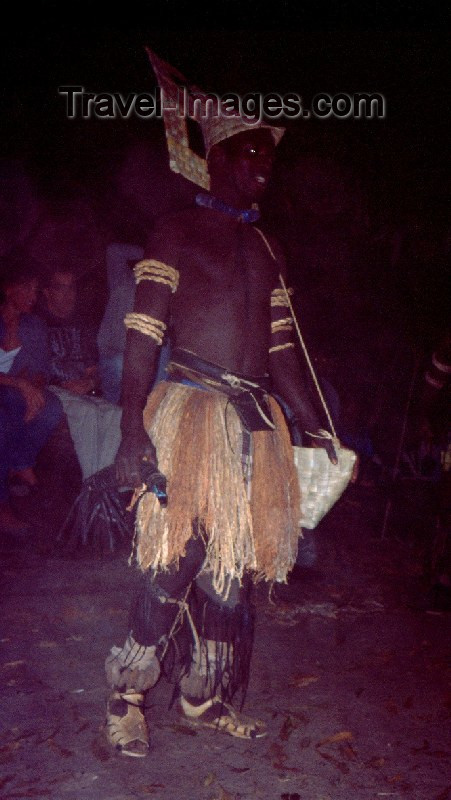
xmin=106 ymin=113 xmax=336 ymax=756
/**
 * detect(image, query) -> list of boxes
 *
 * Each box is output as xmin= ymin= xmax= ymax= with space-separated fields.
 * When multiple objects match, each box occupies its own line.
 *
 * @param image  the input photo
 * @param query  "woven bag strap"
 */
xmin=254 ymin=226 xmax=337 ymax=438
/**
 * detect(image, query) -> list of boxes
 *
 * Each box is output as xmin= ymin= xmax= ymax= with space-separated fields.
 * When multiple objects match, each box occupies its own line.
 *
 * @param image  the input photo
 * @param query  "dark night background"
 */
xmin=1 ymin=7 xmax=450 ymax=453
xmin=2 ymin=24 xmax=449 ymax=217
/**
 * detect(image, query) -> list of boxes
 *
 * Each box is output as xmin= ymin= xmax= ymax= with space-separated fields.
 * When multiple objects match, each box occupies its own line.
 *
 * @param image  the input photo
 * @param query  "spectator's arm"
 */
xmin=18 ymin=315 xmax=51 ymax=383
xmin=0 ymin=373 xmax=45 ymax=421
xmin=81 ymin=322 xmax=100 ymax=371
xmin=106 ymin=243 xmax=144 ymax=290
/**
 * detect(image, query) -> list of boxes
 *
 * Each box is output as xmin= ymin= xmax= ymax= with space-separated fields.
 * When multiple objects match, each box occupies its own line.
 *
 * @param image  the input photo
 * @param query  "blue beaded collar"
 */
xmin=195 ymin=193 xmax=260 ymax=224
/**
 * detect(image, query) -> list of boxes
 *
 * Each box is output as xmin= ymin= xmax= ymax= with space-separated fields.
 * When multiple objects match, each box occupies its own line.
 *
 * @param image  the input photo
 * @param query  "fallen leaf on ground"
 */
xmin=47 ymin=739 xmax=73 ymax=758
xmin=62 ymin=606 xmax=91 ymax=621
xmin=171 ymin=724 xmax=197 ymax=736
xmin=203 ymin=773 xmax=216 ymax=787
xmin=212 ymin=787 xmax=234 ymax=800
xmin=4 ymin=792 xmax=52 ymax=797
xmin=0 ymin=741 xmax=22 ymax=755
xmin=317 ymin=751 xmax=350 ymax=774
xmin=374 ymin=649 xmax=395 ymax=663
xmin=317 ymin=731 xmax=353 ymax=747
xmin=35 ymin=728 xmax=60 ymax=746
xmin=366 ymin=756 xmax=385 ymax=768
xmin=91 ymin=737 xmax=111 ymax=763
xmin=38 ymin=641 xmax=58 ymax=649
xmin=327 ymin=588 xmax=345 ymax=599
xmin=289 ymin=674 xmax=319 ymax=688
xmin=75 ymin=721 xmax=89 ymax=734
xmin=267 ymin=741 xmax=287 ymax=769
xmin=410 ymin=739 xmax=429 ymax=753
xmin=434 ymin=787 xmax=451 ymax=800
xmin=340 ymin=743 xmax=357 ymax=760
xmin=279 ymin=716 xmax=297 ymax=741
xmin=385 ymin=700 xmax=399 ymax=714
xmin=2 ymin=661 xmax=25 ymax=669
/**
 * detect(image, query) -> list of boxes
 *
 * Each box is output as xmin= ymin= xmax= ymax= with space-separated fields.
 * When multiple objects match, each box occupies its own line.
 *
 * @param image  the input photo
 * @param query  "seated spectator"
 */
xmin=39 ymin=268 xmax=100 ymax=396
xmin=37 ymin=267 xmax=122 ymax=481
xmin=0 ymin=259 xmax=64 ymax=534
xmin=408 ymin=330 xmax=450 ymax=610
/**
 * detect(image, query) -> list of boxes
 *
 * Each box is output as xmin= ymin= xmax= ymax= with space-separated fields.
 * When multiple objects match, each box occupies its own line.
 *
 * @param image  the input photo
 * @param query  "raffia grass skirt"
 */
xmin=134 ymin=381 xmax=300 ymax=597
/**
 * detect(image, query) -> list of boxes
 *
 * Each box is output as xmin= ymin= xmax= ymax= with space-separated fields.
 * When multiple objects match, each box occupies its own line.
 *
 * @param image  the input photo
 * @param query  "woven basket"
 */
xmin=293 ymin=443 xmax=357 ymax=529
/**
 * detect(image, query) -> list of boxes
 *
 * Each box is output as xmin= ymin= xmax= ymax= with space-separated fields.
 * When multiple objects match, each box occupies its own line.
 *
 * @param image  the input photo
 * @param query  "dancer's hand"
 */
xmin=307 ymin=432 xmax=338 ymax=465
xmin=115 ymin=429 xmax=157 ymax=488
xmin=351 ymin=454 xmax=359 ymax=483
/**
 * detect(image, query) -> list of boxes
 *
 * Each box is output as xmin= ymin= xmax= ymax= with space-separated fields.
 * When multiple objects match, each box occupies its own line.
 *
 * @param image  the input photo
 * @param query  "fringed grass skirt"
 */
xmin=134 ymin=381 xmax=300 ymax=596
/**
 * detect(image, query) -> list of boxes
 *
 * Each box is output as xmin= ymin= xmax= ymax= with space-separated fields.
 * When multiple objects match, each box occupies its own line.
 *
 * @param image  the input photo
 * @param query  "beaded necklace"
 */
xmin=195 ymin=192 xmax=260 ymax=224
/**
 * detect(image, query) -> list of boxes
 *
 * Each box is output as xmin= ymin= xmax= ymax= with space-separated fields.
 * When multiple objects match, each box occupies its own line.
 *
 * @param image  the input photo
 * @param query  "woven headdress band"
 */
xmin=201 ymin=115 xmax=285 ymax=157
xmin=146 ymin=47 xmax=285 ymax=189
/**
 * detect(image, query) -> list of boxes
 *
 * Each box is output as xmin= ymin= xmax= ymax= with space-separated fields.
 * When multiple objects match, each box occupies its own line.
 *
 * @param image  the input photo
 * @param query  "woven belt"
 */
xmin=166 ymin=348 xmax=274 ymax=432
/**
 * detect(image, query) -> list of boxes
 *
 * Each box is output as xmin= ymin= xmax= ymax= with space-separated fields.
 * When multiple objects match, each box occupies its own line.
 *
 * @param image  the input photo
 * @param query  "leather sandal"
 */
xmin=179 ymin=695 xmax=267 ymax=740
xmin=105 ymin=690 xmax=150 ymax=757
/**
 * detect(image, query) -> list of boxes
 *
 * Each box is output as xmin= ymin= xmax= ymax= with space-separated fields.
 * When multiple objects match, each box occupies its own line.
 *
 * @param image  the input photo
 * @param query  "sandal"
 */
xmin=179 ymin=695 xmax=267 ymax=740
xmin=105 ymin=690 xmax=150 ymax=757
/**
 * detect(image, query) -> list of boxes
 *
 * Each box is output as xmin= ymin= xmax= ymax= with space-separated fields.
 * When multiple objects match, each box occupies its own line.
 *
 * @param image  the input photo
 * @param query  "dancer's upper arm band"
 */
xmin=133 ymin=260 xmax=180 ymax=293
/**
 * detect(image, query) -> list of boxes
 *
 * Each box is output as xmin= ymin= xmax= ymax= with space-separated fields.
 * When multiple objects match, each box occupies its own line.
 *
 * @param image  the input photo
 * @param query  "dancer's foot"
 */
xmin=180 ymin=695 xmax=266 ymax=739
xmin=106 ymin=690 xmax=150 ymax=757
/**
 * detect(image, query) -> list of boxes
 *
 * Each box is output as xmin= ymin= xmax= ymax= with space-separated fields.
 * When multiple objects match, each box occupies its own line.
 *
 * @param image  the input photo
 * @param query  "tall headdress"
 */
xmin=146 ymin=47 xmax=285 ymax=191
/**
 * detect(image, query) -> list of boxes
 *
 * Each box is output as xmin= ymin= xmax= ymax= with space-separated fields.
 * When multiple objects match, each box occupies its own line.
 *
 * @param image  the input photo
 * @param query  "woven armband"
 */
xmin=271 ymin=287 xmax=294 ymax=308
xmin=269 ymin=315 xmax=295 ymax=354
xmin=269 ymin=342 xmax=295 ymax=354
xmin=271 ymin=316 xmax=293 ymax=335
xmin=133 ymin=260 xmax=180 ymax=293
xmin=124 ymin=312 xmax=166 ymax=345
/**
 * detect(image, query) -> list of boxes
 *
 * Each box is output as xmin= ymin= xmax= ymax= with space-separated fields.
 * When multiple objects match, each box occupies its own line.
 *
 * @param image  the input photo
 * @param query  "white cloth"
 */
xmin=50 ymin=387 xmax=122 ymax=480
xmin=0 ymin=346 xmax=21 ymax=374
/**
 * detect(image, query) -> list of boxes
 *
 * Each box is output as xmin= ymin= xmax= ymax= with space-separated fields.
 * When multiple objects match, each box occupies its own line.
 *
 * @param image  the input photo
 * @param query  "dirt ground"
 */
xmin=1 ymin=471 xmax=450 ymax=800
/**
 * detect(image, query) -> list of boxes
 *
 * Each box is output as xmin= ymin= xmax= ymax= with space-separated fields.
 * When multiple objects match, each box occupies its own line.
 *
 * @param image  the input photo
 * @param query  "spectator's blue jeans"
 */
xmin=99 ymin=355 xmax=124 ymax=405
xmin=0 ymin=386 xmax=64 ymax=501
xmin=99 ymin=340 xmax=172 ymax=406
